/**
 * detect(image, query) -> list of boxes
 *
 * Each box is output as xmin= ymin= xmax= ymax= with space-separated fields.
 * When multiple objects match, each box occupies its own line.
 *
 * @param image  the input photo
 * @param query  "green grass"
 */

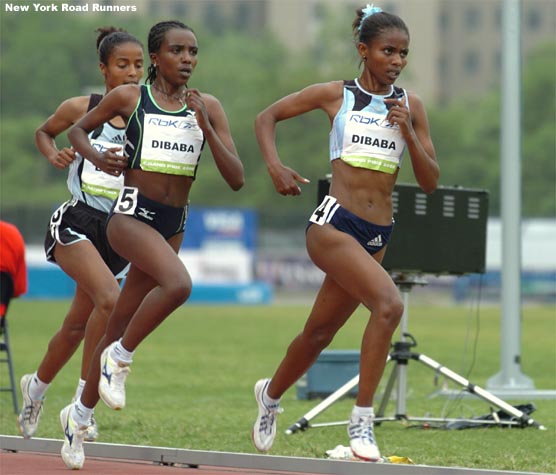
xmin=1 ymin=300 xmax=555 ymax=473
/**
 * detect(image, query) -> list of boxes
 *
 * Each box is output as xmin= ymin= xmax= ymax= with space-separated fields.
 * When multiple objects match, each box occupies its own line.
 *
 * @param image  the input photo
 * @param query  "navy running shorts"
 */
xmin=307 ymin=195 xmax=394 ymax=255
xmin=109 ymin=186 xmax=187 ymax=240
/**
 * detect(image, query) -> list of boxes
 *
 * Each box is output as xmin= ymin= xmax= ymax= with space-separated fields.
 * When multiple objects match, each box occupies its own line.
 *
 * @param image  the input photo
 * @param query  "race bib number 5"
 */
xmin=114 ymin=186 xmax=138 ymax=215
xmin=309 ymin=195 xmax=340 ymax=225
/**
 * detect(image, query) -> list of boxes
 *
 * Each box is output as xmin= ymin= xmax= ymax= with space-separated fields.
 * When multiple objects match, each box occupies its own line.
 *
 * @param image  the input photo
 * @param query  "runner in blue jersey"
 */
xmin=252 ymin=4 xmax=439 ymax=461
xmin=59 ymin=20 xmax=244 ymax=470
xmin=18 ymin=27 xmax=144 ymax=444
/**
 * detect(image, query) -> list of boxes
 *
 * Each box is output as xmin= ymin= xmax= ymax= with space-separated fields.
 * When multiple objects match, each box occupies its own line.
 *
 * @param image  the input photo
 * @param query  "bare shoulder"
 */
xmin=55 ymin=95 xmax=90 ymax=121
xmin=301 ymin=80 xmax=344 ymax=100
xmin=199 ymin=92 xmax=226 ymax=115
xmin=200 ymin=92 xmax=221 ymax=106
xmin=109 ymin=83 xmax=141 ymax=103
xmin=103 ymin=84 xmax=142 ymax=117
xmin=320 ymin=80 xmax=345 ymax=94
xmin=405 ymin=89 xmax=426 ymax=111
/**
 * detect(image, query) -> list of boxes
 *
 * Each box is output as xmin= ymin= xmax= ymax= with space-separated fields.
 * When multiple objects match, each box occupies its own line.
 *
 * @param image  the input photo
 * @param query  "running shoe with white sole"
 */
xmin=348 ymin=413 xmax=381 ymax=462
xmin=98 ymin=342 xmax=130 ymax=410
xmin=17 ymin=374 xmax=44 ymax=439
xmin=252 ymin=378 xmax=282 ymax=452
xmin=60 ymin=404 xmax=87 ymax=470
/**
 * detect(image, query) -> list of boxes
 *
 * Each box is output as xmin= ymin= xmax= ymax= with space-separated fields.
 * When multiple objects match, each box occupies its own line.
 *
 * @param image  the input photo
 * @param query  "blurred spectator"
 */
xmin=0 ymin=220 xmax=28 ymax=318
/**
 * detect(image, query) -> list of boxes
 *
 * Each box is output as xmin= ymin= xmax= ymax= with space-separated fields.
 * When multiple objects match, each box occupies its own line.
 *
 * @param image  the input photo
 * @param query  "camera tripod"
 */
xmin=286 ymin=274 xmax=546 ymax=435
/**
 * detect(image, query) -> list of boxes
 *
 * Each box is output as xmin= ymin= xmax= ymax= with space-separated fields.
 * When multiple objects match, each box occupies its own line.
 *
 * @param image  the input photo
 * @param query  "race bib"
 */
xmin=139 ymin=112 xmax=204 ymax=176
xmin=113 ymin=186 xmax=138 ymax=215
xmin=341 ymin=110 xmax=405 ymax=174
xmin=81 ymin=139 xmax=124 ymax=199
xmin=309 ymin=195 xmax=340 ymax=225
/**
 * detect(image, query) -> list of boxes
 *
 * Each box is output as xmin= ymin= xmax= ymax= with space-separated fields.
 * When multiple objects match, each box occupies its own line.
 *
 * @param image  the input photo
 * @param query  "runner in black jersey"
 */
xmin=252 ymin=4 xmax=439 ymax=461
xmin=61 ymin=20 xmax=244 ymax=470
xmin=18 ymin=28 xmax=143 ymax=449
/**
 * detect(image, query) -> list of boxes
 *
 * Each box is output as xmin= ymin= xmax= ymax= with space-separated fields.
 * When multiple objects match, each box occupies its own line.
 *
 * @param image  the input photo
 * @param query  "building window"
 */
xmin=439 ymin=10 xmax=450 ymax=33
xmin=173 ymin=2 xmax=187 ymax=17
xmin=527 ymin=8 xmax=542 ymax=30
xmin=465 ymin=7 xmax=480 ymax=31
xmin=494 ymin=6 xmax=502 ymax=30
xmin=464 ymin=50 xmax=480 ymax=75
xmin=204 ymin=3 xmax=225 ymax=34
xmin=313 ymin=2 xmax=325 ymax=21
xmin=438 ymin=54 xmax=448 ymax=78
xmin=236 ymin=2 xmax=250 ymax=31
xmin=494 ymin=50 xmax=501 ymax=73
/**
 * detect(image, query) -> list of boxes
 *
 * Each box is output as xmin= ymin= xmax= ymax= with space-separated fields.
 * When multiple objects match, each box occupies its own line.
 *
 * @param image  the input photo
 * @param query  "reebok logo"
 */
xmin=366 ymin=235 xmax=383 ymax=247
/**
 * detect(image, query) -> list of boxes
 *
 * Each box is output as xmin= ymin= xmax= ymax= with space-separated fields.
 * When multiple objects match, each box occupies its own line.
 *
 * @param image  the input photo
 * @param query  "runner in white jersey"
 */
xmin=65 ymin=97 xmax=127 ymax=213
xmin=60 ymin=21 xmax=244 ymax=470
xmin=252 ymin=4 xmax=439 ymax=462
xmin=17 ymin=28 xmax=144 ymax=448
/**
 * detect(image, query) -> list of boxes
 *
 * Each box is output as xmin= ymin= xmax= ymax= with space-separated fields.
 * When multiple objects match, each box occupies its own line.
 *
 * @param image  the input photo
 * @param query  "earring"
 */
xmin=363 ymin=56 xmax=367 ymax=61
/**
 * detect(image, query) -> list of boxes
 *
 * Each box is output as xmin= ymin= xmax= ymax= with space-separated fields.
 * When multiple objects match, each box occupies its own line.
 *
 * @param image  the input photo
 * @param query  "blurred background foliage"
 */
xmin=1 ymin=9 xmax=554 ymax=242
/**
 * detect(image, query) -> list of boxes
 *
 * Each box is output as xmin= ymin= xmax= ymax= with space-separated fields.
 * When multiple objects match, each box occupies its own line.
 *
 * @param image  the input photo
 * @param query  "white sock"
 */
xmin=73 ymin=399 xmax=94 ymax=426
xmin=111 ymin=338 xmax=134 ymax=364
xmin=352 ymin=405 xmax=374 ymax=418
xmin=73 ymin=379 xmax=86 ymax=401
xmin=28 ymin=372 xmax=50 ymax=400
xmin=262 ymin=381 xmax=280 ymax=408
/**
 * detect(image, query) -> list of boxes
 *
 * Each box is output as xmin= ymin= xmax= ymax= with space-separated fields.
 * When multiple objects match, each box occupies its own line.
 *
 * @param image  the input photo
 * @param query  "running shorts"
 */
xmin=109 ymin=186 xmax=187 ymax=240
xmin=45 ymin=198 xmax=129 ymax=278
xmin=308 ymin=194 xmax=394 ymax=255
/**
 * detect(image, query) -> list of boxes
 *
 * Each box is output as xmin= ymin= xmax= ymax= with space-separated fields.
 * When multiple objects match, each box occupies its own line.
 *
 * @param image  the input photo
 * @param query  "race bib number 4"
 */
xmin=309 ymin=195 xmax=340 ymax=225
xmin=114 ymin=186 xmax=138 ymax=215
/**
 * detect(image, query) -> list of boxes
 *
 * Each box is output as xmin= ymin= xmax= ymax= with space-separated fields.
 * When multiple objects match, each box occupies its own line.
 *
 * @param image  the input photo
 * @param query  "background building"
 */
xmin=116 ymin=0 xmax=555 ymax=105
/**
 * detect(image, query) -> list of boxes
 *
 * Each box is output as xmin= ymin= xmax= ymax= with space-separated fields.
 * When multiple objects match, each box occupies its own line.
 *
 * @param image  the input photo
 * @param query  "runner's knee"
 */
xmin=94 ymin=287 xmax=120 ymax=319
xmin=301 ymin=325 xmax=337 ymax=351
xmin=371 ymin=295 xmax=404 ymax=331
xmin=164 ymin=275 xmax=192 ymax=307
xmin=59 ymin=322 xmax=86 ymax=346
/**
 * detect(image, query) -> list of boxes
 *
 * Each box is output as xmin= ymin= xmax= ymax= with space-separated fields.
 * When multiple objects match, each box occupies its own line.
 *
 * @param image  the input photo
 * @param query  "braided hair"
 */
xmin=95 ymin=26 xmax=143 ymax=65
xmin=145 ymin=20 xmax=195 ymax=85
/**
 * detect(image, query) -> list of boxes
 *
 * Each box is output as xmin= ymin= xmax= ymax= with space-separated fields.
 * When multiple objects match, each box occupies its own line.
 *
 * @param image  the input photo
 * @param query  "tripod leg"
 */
xmin=286 ymin=374 xmax=359 ymax=434
xmin=416 ymin=353 xmax=546 ymax=430
xmin=375 ymin=359 xmax=397 ymax=419
xmin=394 ymin=359 xmax=408 ymax=418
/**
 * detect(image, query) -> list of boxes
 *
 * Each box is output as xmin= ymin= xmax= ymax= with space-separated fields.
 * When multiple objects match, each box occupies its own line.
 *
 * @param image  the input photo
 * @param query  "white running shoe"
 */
xmin=348 ymin=413 xmax=381 ymax=462
xmin=60 ymin=404 xmax=87 ymax=470
xmin=17 ymin=374 xmax=44 ymax=439
xmin=252 ymin=378 xmax=282 ymax=452
xmin=98 ymin=342 xmax=130 ymax=410
xmin=84 ymin=413 xmax=98 ymax=442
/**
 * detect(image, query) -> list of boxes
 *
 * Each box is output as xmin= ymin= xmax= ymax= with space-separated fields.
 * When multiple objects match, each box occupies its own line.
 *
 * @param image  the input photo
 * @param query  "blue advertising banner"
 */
xmin=181 ymin=208 xmax=257 ymax=250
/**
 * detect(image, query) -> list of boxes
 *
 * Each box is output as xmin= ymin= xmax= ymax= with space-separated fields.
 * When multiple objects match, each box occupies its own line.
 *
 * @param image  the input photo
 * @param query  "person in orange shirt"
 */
xmin=0 ymin=220 xmax=28 ymax=318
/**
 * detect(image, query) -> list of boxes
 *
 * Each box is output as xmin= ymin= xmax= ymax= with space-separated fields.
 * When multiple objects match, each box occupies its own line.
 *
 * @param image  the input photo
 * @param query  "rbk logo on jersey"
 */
xmin=147 ymin=114 xmax=196 ymax=129
xmin=348 ymin=113 xmax=398 ymax=129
